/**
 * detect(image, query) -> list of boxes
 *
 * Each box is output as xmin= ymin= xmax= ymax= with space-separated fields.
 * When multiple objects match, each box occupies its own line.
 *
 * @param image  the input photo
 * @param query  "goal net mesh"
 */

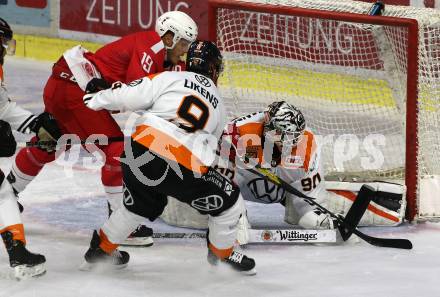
xmin=212 ymin=0 xmax=440 ymax=219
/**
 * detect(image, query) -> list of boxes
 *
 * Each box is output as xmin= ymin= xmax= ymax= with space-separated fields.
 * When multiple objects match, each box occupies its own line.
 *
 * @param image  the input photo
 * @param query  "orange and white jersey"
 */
xmin=0 ymin=64 xmax=36 ymax=133
xmin=221 ymin=111 xmax=327 ymax=217
xmin=85 ymin=71 xmax=226 ymax=173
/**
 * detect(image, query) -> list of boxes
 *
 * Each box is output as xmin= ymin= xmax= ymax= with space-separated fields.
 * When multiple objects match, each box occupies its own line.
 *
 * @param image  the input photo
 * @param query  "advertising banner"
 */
xmin=59 ymin=0 xmax=209 ymax=40
xmin=0 ymin=0 xmax=50 ymax=27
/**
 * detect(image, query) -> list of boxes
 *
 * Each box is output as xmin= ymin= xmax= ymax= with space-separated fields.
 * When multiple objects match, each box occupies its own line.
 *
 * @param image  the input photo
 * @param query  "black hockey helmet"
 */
xmin=0 ymin=18 xmax=16 ymax=59
xmin=0 ymin=18 xmax=13 ymax=41
xmin=186 ymin=40 xmax=223 ymax=82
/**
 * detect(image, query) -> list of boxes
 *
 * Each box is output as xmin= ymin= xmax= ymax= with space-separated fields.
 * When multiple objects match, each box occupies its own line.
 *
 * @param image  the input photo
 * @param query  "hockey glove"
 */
xmin=0 ymin=120 xmax=17 ymax=157
xmin=29 ymin=112 xmax=62 ymax=152
xmin=85 ymin=78 xmax=111 ymax=94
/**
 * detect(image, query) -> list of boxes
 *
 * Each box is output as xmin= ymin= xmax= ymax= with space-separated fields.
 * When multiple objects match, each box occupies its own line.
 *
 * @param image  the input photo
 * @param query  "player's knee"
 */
xmin=100 ymin=142 xmax=124 ymax=186
xmin=101 ymin=142 xmax=124 ymax=167
xmin=122 ymin=184 xmax=167 ymax=221
xmin=210 ymin=194 xmax=245 ymax=223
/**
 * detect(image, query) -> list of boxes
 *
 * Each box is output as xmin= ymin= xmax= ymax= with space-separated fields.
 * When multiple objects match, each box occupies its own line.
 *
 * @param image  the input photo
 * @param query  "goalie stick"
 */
xmin=152 ymin=229 xmax=338 ymax=244
xmin=246 ymin=165 xmax=412 ymax=249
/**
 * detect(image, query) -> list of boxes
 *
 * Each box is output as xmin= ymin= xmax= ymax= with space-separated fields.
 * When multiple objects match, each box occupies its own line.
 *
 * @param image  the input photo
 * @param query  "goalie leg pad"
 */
xmin=326 ymin=181 xmax=405 ymax=226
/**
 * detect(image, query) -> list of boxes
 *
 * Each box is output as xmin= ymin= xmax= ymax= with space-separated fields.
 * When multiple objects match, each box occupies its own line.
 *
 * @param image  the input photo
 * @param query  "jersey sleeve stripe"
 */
xmin=17 ymin=114 xmax=36 ymax=133
xmin=301 ymin=131 xmax=315 ymax=172
xmin=132 ymin=124 xmax=208 ymax=174
xmin=151 ymin=40 xmax=164 ymax=54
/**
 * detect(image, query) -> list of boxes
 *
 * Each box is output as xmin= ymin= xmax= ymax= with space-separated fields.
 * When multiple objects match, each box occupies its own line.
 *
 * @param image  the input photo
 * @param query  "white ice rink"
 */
xmin=1 ymin=57 xmax=440 ymax=297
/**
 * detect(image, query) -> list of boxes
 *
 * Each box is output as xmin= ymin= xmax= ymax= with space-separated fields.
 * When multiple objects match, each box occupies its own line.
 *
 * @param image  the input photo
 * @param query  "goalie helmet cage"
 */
xmin=207 ymin=0 xmax=440 ymax=221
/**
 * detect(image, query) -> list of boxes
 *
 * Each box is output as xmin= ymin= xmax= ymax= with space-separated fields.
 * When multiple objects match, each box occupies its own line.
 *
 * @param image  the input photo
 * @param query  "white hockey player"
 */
xmin=0 ymin=17 xmax=61 ymax=279
xmin=80 ymin=41 xmax=256 ymax=275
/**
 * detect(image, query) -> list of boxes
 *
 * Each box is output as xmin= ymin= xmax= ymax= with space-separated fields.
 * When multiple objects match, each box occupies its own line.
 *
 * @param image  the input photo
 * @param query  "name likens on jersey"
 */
xmin=184 ymin=78 xmax=218 ymax=108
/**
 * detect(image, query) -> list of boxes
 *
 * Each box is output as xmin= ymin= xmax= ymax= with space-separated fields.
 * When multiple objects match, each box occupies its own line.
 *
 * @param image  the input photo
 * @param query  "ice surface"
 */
xmin=0 ymin=57 xmax=439 ymax=297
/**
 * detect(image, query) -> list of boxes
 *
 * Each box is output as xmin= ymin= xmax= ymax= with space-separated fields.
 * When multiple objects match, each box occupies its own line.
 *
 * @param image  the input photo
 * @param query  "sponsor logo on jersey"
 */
xmin=247 ymin=177 xmax=286 ymax=203
xmin=83 ymin=62 xmax=96 ymax=78
xmin=191 ymin=195 xmax=223 ymax=212
xmin=123 ymin=186 xmax=134 ymax=206
xmin=59 ymin=71 xmax=77 ymax=83
xmin=276 ymin=230 xmax=318 ymax=242
xmin=195 ymin=74 xmax=212 ymax=87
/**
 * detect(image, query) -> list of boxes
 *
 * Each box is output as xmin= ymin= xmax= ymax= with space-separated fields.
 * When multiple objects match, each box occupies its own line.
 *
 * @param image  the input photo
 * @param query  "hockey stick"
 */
xmin=152 ymin=229 xmax=338 ymax=244
xmin=25 ymin=136 xmax=127 ymax=148
xmin=246 ymin=165 xmax=412 ymax=249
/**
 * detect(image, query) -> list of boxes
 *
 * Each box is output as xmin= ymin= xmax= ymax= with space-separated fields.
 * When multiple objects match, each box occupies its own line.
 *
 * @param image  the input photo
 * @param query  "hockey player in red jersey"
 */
xmin=0 ymin=18 xmax=61 ymax=279
xmin=6 ymin=11 xmax=198 ymax=246
xmin=80 ymin=41 xmax=256 ymax=275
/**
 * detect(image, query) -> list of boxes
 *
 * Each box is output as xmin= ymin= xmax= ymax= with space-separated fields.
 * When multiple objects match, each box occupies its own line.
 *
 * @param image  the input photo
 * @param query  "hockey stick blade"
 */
xmin=353 ymin=229 xmax=413 ymax=249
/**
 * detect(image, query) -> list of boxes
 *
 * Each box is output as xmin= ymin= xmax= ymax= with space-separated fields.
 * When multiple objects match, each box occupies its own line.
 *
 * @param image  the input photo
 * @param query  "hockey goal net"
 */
xmin=204 ymin=0 xmax=440 ymax=221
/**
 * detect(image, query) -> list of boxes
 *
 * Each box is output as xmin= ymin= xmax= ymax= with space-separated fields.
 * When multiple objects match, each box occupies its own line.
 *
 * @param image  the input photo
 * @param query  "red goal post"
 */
xmin=207 ymin=0 xmax=423 ymax=220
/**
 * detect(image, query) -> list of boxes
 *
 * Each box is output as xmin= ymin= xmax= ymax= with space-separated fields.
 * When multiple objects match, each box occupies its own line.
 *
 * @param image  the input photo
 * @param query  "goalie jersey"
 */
xmin=219 ymin=112 xmax=327 ymax=217
xmin=84 ymin=71 xmax=226 ymax=173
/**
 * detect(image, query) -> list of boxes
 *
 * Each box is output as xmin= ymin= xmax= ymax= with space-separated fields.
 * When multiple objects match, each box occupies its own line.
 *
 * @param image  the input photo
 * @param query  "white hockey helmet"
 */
xmin=264 ymin=101 xmax=306 ymax=145
xmin=155 ymin=11 xmax=198 ymax=49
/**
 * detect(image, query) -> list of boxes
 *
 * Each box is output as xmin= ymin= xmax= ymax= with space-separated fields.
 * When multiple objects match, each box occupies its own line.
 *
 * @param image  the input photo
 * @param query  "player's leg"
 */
xmin=122 ymin=141 xmax=256 ymax=274
xmin=68 ymin=104 xmax=153 ymax=246
xmin=81 ymin=147 xmax=169 ymax=269
xmin=6 ymin=75 xmax=64 ymax=198
xmin=0 ymin=170 xmax=45 ymax=279
xmin=161 ymin=168 xmax=256 ymax=275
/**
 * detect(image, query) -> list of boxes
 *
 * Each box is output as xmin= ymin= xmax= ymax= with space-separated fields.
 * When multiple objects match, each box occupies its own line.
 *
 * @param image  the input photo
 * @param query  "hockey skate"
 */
xmin=1 ymin=231 xmax=46 ymax=280
xmin=108 ymin=203 xmax=153 ymax=247
xmin=80 ymin=230 xmax=129 ymax=271
xmin=121 ymin=225 xmax=154 ymax=247
xmin=207 ymin=248 xmax=256 ymax=276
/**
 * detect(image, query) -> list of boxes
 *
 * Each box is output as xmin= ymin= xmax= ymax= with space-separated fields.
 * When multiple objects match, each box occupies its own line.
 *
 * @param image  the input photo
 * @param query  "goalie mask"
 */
xmin=0 ymin=18 xmax=16 ymax=57
xmin=264 ymin=101 xmax=306 ymax=146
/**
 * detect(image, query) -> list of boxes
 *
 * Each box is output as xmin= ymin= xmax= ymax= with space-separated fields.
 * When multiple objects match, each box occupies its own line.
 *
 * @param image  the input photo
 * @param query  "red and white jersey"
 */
xmin=85 ymin=71 xmax=226 ymax=174
xmin=220 ymin=112 xmax=326 ymax=217
xmin=85 ymin=31 xmax=165 ymax=84
xmin=0 ymin=65 xmax=35 ymax=133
